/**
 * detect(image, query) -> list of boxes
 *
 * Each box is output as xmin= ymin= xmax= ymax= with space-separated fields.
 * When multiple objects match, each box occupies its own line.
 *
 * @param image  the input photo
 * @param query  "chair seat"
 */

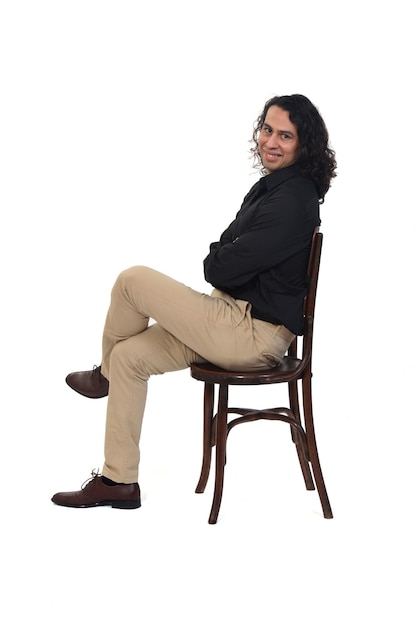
xmin=190 ymin=356 xmax=302 ymax=385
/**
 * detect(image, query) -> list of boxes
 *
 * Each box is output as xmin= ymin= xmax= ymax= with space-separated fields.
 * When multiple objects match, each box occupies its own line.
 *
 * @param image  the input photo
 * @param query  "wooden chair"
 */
xmin=190 ymin=228 xmax=333 ymax=524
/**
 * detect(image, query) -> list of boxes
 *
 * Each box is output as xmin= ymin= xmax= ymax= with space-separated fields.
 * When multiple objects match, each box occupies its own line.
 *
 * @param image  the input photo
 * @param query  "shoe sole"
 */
xmin=52 ymin=499 xmax=141 ymax=509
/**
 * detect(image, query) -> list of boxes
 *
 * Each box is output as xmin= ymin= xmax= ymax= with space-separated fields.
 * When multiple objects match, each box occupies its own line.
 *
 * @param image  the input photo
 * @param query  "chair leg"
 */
xmin=294 ymin=435 xmax=315 ymax=491
xmin=289 ymin=380 xmax=315 ymax=490
xmin=302 ymin=375 xmax=333 ymax=519
xmin=196 ymin=382 xmax=215 ymax=494
xmin=288 ymin=380 xmax=301 ymax=443
xmin=208 ymin=384 xmax=228 ymax=524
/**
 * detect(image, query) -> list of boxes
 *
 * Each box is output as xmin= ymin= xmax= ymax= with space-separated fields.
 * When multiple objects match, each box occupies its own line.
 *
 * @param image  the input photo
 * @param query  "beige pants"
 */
xmin=100 ymin=266 xmax=295 ymax=483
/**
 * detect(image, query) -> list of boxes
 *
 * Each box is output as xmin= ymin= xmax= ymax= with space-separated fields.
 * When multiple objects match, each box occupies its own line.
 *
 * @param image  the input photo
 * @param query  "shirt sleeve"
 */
xmin=203 ymin=191 xmax=308 ymax=289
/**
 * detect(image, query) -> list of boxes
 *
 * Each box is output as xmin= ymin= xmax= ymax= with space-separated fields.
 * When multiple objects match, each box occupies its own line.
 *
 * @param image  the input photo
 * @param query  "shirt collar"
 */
xmin=259 ymin=164 xmax=300 ymax=191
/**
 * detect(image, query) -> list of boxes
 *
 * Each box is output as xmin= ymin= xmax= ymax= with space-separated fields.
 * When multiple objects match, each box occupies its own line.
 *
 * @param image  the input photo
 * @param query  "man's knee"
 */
xmin=108 ymin=331 xmax=164 ymax=379
xmin=109 ymin=338 xmax=138 ymax=373
xmin=115 ymin=265 xmax=151 ymax=288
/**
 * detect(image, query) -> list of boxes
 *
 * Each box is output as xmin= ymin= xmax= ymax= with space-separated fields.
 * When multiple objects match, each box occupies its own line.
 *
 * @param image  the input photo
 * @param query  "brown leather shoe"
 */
xmin=51 ymin=471 xmax=141 ymax=509
xmin=66 ymin=365 xmax=109 ymax=398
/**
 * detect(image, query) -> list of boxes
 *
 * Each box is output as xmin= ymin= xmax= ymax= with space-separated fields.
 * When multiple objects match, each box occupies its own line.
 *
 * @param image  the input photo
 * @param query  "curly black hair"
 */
xmin=251 ymin=94 xmax=337 ymax=203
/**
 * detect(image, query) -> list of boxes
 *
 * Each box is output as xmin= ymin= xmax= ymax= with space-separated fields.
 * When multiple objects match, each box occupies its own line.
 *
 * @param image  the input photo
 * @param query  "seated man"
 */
xmin=52 ymin=94 xmax=337 ymax=510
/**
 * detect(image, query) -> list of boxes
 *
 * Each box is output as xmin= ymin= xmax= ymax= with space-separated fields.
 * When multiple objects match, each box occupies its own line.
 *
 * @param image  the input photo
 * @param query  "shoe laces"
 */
xmin=92 ymin=365 xmax=102 ymax=379
xmin=92 ymin=364 xmax=108 ymax=384
xmin=81 ymin=468 xmax=101 ymax=490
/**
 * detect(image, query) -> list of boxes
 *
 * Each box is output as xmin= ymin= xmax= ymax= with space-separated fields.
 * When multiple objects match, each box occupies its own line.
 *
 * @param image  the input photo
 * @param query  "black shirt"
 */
xmin=203 ymin=165 xmax=320 ymax=335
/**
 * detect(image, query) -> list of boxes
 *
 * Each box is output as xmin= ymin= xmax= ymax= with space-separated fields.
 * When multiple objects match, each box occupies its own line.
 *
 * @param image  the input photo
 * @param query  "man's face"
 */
xmin=258 ymin=105 xmax=299 ymax=173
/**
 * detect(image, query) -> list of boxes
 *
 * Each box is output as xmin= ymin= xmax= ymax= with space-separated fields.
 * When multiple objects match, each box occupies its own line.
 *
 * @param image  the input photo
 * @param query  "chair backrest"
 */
xmin=301 ymin=227 xmax=323 ymax=359
xmin=305 ymin=227 xmax=323 ymax=318
xmin=288 ymin=227 xmax=323 ymax=364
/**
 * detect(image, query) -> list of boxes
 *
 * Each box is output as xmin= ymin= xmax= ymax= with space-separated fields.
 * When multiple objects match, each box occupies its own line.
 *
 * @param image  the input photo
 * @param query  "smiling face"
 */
xmin=258 ymin=105 xmax=299 ymax=173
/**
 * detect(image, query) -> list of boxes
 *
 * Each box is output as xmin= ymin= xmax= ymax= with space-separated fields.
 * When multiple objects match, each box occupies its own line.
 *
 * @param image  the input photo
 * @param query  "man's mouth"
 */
xmin=264 ymin=152 xmax=282 ymax=160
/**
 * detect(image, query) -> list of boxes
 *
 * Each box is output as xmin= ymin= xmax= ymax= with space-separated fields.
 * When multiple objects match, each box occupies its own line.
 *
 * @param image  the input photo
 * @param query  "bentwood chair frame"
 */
xmin=190 ymin=228 xmax=333 ymax=524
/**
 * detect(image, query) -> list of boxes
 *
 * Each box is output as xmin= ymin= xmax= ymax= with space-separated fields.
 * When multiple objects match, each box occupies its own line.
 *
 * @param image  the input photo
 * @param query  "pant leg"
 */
xmin=102 ymin=323 xmax=199 ymax=484
xmin=101 ymin=265 xmax=293 ymax=375
xmin=100 ymin=266 xmax=295 ymax=483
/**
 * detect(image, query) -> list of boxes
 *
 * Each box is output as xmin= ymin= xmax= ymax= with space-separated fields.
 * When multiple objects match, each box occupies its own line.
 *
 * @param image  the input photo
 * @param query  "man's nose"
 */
xmin=265 ymin=133 xmax=280 ymax=148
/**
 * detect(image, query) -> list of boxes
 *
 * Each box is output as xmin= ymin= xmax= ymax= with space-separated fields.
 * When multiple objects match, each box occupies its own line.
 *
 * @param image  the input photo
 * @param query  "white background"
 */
xmin=1 ymin=1 xmax=416 ymax=624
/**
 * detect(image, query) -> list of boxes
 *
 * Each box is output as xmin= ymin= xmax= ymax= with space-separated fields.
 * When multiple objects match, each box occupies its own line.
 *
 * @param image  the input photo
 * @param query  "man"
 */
xmin=52 ymin=94 xmax=337 ymax=510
